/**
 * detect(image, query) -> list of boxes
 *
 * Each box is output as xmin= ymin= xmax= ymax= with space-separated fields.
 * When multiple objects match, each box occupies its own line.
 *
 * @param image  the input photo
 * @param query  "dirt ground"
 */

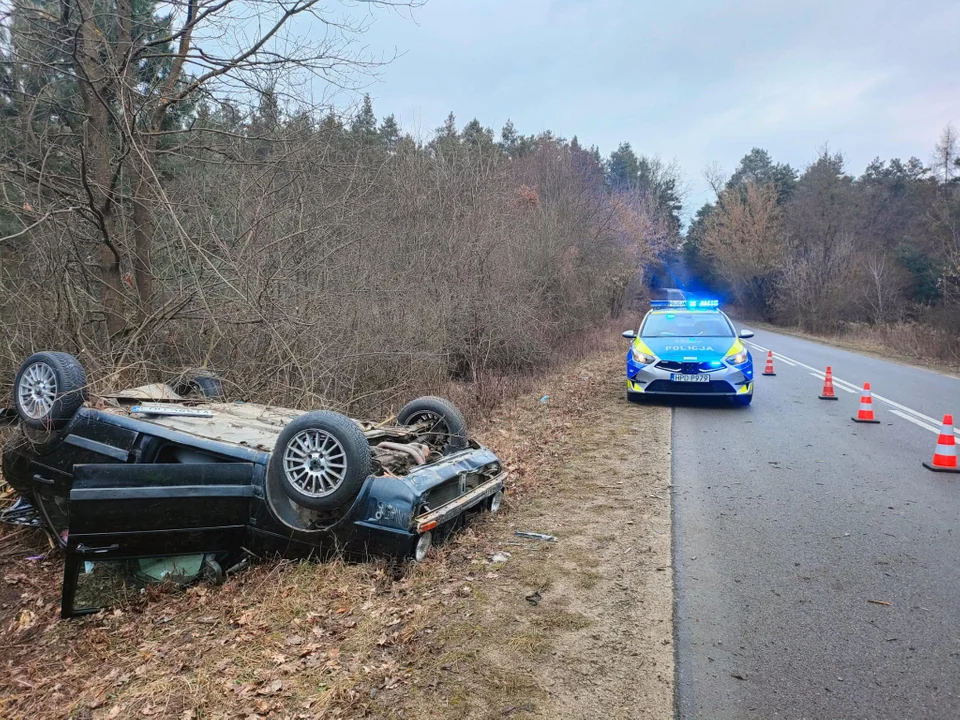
xmin=0 ymin=343 xmax=674 ymax=720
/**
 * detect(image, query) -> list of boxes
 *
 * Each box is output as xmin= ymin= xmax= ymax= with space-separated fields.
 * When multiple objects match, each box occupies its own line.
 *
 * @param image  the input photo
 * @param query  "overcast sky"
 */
xmin=339 ymin=0 xmax=959 ymax=218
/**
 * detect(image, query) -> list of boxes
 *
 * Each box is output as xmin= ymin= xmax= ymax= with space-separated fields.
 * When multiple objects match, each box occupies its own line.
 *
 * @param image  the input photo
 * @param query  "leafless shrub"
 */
xmin=0 ymin=106 xmax=656 ymax=416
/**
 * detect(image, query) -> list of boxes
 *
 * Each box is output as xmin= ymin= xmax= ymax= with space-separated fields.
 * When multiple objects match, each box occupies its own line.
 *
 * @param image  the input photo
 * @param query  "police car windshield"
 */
xmin=640 ymin=312 xmax=734 ymax=338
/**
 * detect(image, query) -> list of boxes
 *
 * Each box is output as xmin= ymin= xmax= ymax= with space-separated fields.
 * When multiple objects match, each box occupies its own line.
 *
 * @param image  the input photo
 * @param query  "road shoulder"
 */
xmin=0 ymin=344 xmax=675 ymax=720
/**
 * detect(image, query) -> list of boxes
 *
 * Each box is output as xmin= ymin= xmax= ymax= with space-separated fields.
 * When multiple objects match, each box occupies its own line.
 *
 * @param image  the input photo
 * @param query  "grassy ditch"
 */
xmin=0 ymin=334 xmax=674 ymax=720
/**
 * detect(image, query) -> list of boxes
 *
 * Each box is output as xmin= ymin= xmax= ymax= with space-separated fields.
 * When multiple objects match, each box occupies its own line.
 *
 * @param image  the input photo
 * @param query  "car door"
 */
xmin=62 ymin=462 xmax=258 ymax=616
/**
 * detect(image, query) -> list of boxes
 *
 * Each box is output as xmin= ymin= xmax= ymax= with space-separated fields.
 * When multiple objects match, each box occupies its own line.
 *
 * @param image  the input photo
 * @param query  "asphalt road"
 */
xmin=671 ymin=326 xmax=960 ymax=719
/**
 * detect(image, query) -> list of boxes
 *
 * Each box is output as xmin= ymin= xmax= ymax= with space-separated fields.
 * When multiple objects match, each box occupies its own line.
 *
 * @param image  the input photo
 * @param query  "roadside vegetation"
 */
xmin=0 ymin=332 xmax=674 ymax=720
xmin=0 ymin=0 xmax=682 ymax=419
xmin=685 ymin=131 xmax=960 ymax=364
xmin=0 ymin=4 xmax=682 ymax=717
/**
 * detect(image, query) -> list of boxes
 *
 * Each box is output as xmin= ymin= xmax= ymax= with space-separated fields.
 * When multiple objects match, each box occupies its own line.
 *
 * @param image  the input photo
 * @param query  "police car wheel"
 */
xmin=626 ymin=391 xmax=644 ymax=404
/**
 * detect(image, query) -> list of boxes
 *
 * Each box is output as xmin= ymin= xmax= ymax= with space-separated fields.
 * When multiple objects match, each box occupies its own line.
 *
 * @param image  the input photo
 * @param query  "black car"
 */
xmin=1 ymin=352 xmax=506 ymax=617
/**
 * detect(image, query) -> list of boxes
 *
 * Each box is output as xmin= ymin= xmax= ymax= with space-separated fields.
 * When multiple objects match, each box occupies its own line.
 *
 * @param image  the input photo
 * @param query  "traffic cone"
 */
xmin=762 ymin=351 xmax=776 ymax=376
xmin=852 ymin=382 xmax=880 ymax=423
xmin=923 ymin=414 xmax=959 ymax=473
xmin=819 ymin=366 xmax=839 ymax=400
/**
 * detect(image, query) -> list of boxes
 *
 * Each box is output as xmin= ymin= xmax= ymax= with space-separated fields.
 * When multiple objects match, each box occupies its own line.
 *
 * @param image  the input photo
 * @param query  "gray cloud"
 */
xmin=337 ymin=0 xmax=960 ymax=216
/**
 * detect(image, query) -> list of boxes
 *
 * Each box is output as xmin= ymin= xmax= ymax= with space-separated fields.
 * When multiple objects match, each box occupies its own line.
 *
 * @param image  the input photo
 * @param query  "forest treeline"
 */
xmin=685 ymin=132 xmax=960 ymax=360
xmin=2 ymin=0 xmax=957 ymax=413
xmin=0 ymin=0 xmax=680 ymax=413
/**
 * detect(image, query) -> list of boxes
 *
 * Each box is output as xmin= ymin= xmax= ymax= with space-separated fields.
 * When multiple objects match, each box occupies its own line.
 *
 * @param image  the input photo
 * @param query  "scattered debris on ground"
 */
xmin=514 ymin=532 xmax=557 ymax=542
xmin=0 ymin=339 xmax=674 ymax=719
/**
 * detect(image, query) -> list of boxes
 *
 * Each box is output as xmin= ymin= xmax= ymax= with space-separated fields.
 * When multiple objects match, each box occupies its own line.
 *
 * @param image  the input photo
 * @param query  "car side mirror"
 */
xmin=739 ymin=329 xmax=755 ymax=339
xmin=622 ymin=330 xmax=636 ymax=339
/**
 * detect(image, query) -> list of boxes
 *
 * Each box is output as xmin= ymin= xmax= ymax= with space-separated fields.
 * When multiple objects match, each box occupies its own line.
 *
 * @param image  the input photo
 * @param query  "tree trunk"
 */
xmin=98 ymin=238 xmax=126 ymax=337
xmin=77 ymin=0 xmax=128 ymax=339
xmin=131 ymin=165 xmax=155 ymax=318
xmin=85 ymin=112 xmax=127 ymax=339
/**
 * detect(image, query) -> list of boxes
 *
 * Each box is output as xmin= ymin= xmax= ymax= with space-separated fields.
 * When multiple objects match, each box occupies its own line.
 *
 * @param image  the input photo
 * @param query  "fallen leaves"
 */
xmin=15 ymin=609 xmax=36 ymax=631
xmin=256 ymin=678 xmax=283 ymax=696
xmin=0 ymin=337 xmax=631 ymax=720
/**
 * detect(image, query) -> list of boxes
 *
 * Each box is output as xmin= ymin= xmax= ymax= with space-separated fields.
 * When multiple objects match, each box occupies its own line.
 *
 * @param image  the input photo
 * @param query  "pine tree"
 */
xmin=498 ymin=119 xmax=536 ymax=158
xmin=726 ymin=148 xmax=797 ymax=203
xmin=438 ymin=112 xmax=458 ymax=140
xmin=351 ymin=94 xmax=378 ymax=145
xmin=606 ymin=142 xmax=640 ymax=190
xmin=249 ymin=87 xmax=281 ymax=160
xmin=462 ymin=118 xmax=495 ymax=151
xmin=378 ymin=114 xmax=401 ymax=152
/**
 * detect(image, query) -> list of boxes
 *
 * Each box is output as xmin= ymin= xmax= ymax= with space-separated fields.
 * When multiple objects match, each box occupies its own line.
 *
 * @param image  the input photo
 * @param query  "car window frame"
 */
xmin=639 ymin=311 xmax=736 ymax=339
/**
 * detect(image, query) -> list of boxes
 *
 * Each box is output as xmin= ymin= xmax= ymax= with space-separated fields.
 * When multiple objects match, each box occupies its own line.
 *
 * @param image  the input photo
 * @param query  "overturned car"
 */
xmin=1 ymin=352 xmax=506 ymax=617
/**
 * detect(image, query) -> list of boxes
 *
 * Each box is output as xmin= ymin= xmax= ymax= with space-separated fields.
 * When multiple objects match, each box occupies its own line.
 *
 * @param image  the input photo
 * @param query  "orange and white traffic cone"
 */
xmin=819 ymin=366 xmax=838 ymax=400
xmin=762 ymin=351 xmax=776 ymax=376
xmin=852 ymin=382 xmax=880 ymax=423
xmin=923 ymin=414 xmax=959 ymax=473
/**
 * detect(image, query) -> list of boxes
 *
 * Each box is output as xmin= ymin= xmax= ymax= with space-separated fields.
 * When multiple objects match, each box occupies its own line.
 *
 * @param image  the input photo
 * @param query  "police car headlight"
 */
xmin=726 ymin=349 xmax=749 ymax=365
xmin=631 ymin=347 xmax=656 ymax=365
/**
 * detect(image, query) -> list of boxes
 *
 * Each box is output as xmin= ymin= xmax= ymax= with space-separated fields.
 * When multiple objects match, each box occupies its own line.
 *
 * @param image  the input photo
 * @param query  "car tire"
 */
xmin=626 ymin=391 xmax=644 ymax=404
xmin=13 ymin=352 xmax=87 ymax=431
xmin=270 ymin=410 xmax=372 ymax=512
xmin=396 ymin=396 xmax=468 ymax=454
xmin=734 ymin=394 xmax=753 ymax=407
xmin=173 ymin=371 xmax=224 ymax=400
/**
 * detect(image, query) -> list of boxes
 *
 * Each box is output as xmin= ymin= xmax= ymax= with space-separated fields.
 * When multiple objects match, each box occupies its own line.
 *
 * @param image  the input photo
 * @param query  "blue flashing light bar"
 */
xmin=651 ymin=298 xmax=720 ymax=309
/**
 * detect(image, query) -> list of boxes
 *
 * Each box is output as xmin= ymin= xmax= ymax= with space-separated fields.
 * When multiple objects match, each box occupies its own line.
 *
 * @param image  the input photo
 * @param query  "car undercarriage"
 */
xmin=0 ymin=352 xmax=506 ymax=616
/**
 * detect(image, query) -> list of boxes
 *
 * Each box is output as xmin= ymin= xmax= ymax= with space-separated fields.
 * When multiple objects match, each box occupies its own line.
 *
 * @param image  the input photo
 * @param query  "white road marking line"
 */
xmin=746 ymin=341 xmax=768 ymax=352
xmin=765 ymin=346 xmax=959 ymax=436
xmin=869 ymin=391 xmax=943 ymax=425
xmin=808 ymin=372 xmax=856 ymax=393
xmin=758 ymin=349 xmax=819 ymax=374
xmin=773 ymin=354 xmax=798 ymax=367
xmin=890 ymin=410 xmax=940 ymax=434
xmin=830 ymin=377 xmax=863 ymax=393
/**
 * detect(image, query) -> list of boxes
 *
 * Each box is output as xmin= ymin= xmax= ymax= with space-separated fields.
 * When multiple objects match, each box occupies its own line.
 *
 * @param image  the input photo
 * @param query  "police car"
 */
xmin=622 ymin=297 xmax=755 ymax=405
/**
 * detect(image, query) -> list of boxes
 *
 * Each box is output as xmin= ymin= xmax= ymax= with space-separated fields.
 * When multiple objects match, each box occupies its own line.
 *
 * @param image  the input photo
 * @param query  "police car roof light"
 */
xmin=650 ymin=298 xmax=720 ymax=309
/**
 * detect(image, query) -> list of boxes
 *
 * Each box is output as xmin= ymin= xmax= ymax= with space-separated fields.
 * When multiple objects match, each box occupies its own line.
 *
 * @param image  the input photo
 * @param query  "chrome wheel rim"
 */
xmin=414 ymin=531 xmax=432 ymax=562
xmin=17 ymin=362 xmax=57 ymax=420
xmin=283 ymin=429 xmax=347 ymax=498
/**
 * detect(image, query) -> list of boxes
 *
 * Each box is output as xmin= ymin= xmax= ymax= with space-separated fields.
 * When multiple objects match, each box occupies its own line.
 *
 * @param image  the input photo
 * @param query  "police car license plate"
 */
xmin=671 ymin=373 xmax=709 ymax=382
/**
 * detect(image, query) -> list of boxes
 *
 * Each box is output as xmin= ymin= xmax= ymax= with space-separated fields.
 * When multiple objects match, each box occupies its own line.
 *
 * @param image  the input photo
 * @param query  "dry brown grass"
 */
xmin=745 ymin=319 xmax=960 ymax=374
xmin=0 ymin=332 xmax=668 ymax=720
xmin=0 ymin=328 xmax=672 ymax=719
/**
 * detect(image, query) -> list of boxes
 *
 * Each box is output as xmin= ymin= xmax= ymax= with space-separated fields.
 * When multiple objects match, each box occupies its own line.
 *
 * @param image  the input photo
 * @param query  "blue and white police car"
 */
xmin=622 ymin=297 xmax=756 ymax=405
